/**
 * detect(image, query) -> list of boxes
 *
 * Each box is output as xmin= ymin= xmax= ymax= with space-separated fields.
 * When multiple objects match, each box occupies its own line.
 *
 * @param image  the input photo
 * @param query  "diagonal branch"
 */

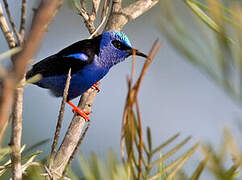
xmin=122 ymin=0 xmax=159 ymax=20
xmin=2 ymin=0 xmax=22 ymax=45
xmin=92 ymin=0 xmax=101 ymax=16
xmin=49 ymin=69 xmax=72 ymax=168
xmin=0 ymin=3 xmax=16 ymax=48
xmin=12 ymin=0 xmax=64 ymax=81
xmin=104 ymin=0 xmax=159 ymax=31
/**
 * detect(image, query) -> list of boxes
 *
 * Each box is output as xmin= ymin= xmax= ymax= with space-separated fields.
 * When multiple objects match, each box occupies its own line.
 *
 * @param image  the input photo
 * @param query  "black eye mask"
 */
xmin=111 ymin=40 xmax=131 ymax=51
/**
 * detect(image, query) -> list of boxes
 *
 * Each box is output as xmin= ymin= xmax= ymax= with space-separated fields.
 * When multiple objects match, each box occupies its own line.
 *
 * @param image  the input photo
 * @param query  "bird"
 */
xmin=26 ymin=31 xmax=147 ymax=120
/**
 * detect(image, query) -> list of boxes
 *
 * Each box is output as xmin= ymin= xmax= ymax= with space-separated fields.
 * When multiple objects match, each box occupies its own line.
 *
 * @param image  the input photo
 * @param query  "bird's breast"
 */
xmin=66 ymin=64 xmax=109 ymax=99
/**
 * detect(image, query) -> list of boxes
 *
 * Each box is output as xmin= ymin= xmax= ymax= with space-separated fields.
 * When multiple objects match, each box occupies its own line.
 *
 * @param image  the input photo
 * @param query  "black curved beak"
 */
xmin=126 ymin=49 xmax=147 ymax=58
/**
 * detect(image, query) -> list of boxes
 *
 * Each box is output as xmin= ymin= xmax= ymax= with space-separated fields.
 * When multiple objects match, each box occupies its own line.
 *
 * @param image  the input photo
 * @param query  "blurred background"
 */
xmin=1 ymin=0 xmax=242 ymax=178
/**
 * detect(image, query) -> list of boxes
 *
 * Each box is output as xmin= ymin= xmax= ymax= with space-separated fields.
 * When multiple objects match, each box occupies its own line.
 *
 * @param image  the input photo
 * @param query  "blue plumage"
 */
xmin=27 ymin=31 xmax=147 ymax=100
xmin=65 ymin=53 xmax=89 ymax=61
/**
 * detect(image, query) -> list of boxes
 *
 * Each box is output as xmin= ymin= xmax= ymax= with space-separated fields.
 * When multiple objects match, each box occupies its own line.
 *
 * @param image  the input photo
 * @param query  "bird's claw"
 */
xmin=92 ymin=81 xmax=100 ymax=92
xmin=68 ymin=101 xmax=90 ymax=121
xmin=72 ymin=107 xmax=91 ymax=121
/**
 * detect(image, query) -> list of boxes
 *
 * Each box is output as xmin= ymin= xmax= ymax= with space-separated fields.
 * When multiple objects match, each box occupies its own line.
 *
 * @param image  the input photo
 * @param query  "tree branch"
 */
xmin=10 ymin=80 xmax=24 ymax=180
xmin=49 ymin=69 xmax=71 ymax=169
xmin=19 ymin=0 xmax=27 ymax=40
xmin=122 ymin=0 xmax=159 ymax=20
xmin=0 ymin=3 xmax=17 ymax=145
xmin=0 ymin=78 xmax=14 ymax=145
xmin=2 ymin=0 xmax=22 ymax=45
xmin=104 ymin=0 xmax=159 ymax=31
xmin=12 ymin=0 xmax=64 ymax=81
xmin=0 ymin=3 xmax=16 ymax=48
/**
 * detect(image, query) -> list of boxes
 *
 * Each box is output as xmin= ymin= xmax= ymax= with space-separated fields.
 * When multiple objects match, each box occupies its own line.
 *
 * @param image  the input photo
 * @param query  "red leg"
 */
xmin=67 ymin=101 xmax=90 ymax=121
xmin=92 ymin=81 xmax=100 ymax=92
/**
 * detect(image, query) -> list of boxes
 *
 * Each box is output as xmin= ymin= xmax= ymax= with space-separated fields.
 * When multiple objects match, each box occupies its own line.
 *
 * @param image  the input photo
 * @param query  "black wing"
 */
xmin=26 ymin=35 xmax=102 ymax=79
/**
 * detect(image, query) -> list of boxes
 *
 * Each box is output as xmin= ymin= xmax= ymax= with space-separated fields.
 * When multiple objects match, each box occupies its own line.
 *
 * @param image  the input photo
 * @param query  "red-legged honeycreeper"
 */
xmin=26 ymin=31 xmax=147 ymax=120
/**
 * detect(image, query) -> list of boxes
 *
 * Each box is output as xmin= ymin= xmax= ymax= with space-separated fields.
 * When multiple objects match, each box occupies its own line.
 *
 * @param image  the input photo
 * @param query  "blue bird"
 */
xmin=26 ymin=31 xmax=147 ymax=120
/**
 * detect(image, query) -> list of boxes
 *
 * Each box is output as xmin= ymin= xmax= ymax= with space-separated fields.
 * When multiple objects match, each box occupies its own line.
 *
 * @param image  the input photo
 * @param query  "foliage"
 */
xmin=158 ymin=0 xmax=242 ymax=103
xmin=0 ymin=130 xmax=241 ymax=179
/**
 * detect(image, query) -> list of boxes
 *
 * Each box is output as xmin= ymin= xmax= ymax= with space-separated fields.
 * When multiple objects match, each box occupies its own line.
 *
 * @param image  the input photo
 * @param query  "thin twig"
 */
xmin=101 ymin=0 xmax=109 ymax=19
xmin=88 ymin=12 xmax=108 ymax=39
xmin=130 ymin=49 xmax=136 ymax=84
xmin=73 ymin=0 xmax=98 ymax=34
xmin=92 ymin=0 xmax=101 ymax=16
xmin=135 ymin=98 xmax=143 ymax=180
xmin=88 ymin=0 xmax=110 ymax=39
xmin=20 ymin=0 xmax=27 ymax=40
xmin=134 ymin=40 xmax=162 ymax=97
xmin=12 ymin=0 xmax=64 ymax=82
xmin=80 ymin=0 xmax=86 ymax=11
xmin=0 ymin=3 xmax=16 ymax=48
xmin=2 ymin=0 xmax=22 ymax=45
xmin=50 ymin=69 xmax=72 ymax=168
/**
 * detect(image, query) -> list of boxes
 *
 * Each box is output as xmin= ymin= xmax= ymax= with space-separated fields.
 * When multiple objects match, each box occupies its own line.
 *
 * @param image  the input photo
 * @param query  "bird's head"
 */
xmin=97 ymin=31 xmax=147 ymax=68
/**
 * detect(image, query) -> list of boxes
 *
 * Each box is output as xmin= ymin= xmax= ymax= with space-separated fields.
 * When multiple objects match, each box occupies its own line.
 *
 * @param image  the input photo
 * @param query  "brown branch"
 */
xmin=121 ymin=40 xmax=161 ymax=165
xmin=135 ymin=98 xmax=143 ymax=180
xmin=0 ymin=78 xmax=14 ymax=145
xmin=0 ymin=1 xmax=64 ymax=179
xmin=2 ymin=1 xmax=28 ymax=178
xmin=0 ymin=3 xmax=16 ymax=48
xmin=10 ymin=80 xmax=24 ymax=180
xmin=2 ymin=0 xmax=22 ymax=45
xmin=133 ymin=40 xmax=161 ymax=97
xmin=73 ymin=0 xmax=96 ymax=34
xmin=122 ymin=0 xmax=159 ymax=20
xmin=104 ymin=0 xmax=159 ymax=31
xmin=49 ymin=69 xmax=72 ymax=169
xmin=88 ymin=1 xmax=110 ymax=39
xmin=13 ymin=1 xmax=62 ymax=80
xmin=19 ymin=0 xmax=27 ymax=40
xmin=0 ymin=3 xmax=17 ymax=145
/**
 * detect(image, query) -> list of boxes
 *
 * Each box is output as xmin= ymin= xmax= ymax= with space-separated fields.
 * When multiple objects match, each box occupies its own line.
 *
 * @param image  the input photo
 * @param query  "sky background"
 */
xmin=1 ymin=0 xmax=242 ymax=178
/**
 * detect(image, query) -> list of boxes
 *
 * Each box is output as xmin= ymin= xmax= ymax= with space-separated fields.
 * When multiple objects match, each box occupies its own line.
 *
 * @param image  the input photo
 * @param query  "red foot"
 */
xmin=92 ymin=81 xmax=100 ymax=92
xmin=67 ymin=101 xmax=90 ymax=121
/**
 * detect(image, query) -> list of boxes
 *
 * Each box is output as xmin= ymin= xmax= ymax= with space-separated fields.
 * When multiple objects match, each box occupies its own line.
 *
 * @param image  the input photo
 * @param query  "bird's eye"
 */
xmin=112 ymin=40 xmax=131 ymax=51
xmin=112 ymin=40 xmax=122 ymax=49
